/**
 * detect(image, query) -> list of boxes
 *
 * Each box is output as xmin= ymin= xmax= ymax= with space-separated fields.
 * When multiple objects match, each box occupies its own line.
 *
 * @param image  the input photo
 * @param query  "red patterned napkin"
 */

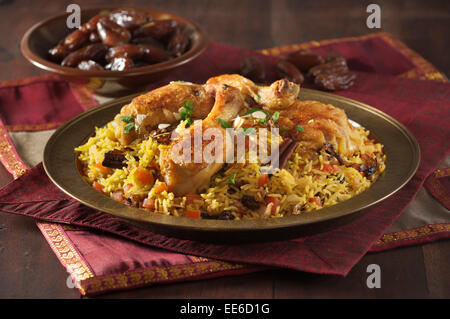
xmin=1 ymin=71 xmax=449 ymax=269
xmin=0 ymin=33 xmax=449 ymax=296
xmin=0 ymin=75 xmax=97 ymax=132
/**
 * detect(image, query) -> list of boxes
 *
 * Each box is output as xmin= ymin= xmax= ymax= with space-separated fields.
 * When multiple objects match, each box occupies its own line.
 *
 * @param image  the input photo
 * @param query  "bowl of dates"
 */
xmin=21 ymin=7 xmax=208 ymax=96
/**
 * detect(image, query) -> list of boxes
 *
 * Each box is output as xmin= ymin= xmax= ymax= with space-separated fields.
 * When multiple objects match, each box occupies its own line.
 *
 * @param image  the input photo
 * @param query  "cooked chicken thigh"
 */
xmin=206 ymin=75 xmax=358 ymax=156
xmin=159 ymin=85 xmax=245 ymax=196
xmin=205 ymin=74 xmax=300 ymax=109
xmin=115 ymin=82 xmax=215 ymax=145
xmin=115 ymin=75 xmax=300 ymax=145
xmin=112 ymin=75 xmax=360 ymax=195
xmin=278 ymin=100 xmax=360 ymax=156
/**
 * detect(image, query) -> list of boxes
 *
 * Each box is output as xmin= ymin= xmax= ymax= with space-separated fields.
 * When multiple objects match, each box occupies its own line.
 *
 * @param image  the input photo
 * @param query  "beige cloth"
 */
xmin=9 ymin=130 xmax=55 ymax=168
xmin=387 ymin=157 xmax=450 ymax=232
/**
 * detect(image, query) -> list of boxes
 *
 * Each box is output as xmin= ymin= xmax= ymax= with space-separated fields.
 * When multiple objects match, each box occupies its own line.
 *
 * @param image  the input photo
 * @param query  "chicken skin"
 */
xmin=206 ymin=75 xmax=358 ymax=157
xmin=159 ymin=85 xmax=245 ymax=196
xmin=111 ymin=75 xmax=361 ymax=196
xmin=278 ymin=100 xmax=360 ymax=156
xmin=115 ymin=75 xmax=300 ymax=145
xmin=205 ymin=74 xmax=300 ymax=110
xmin=115 ymin=82 xmax=215 ymax=145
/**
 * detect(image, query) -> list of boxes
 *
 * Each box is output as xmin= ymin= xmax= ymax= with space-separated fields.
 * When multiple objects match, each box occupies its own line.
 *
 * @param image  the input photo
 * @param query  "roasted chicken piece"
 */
xmin=115 ymin=81 xmax=215 ymax=145
xmin=159 ymin=85 xmax=245 ymax=196
xmin=278 ymin=100 xmax=361 ymax=156
xmin=205 ymin=74 xmax=300 ymax=110
xmin=115 ymin=75 xmax=300 ymax=145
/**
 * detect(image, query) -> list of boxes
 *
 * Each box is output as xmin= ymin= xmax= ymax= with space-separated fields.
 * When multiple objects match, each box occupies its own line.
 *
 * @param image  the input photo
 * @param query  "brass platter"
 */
xmin=43 ymin=89 xmax=420 ymax=243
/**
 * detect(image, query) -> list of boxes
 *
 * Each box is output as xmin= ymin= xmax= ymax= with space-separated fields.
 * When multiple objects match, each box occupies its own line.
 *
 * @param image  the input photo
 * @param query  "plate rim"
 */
xmin=43 ymin=88 xmax=421 ymax=237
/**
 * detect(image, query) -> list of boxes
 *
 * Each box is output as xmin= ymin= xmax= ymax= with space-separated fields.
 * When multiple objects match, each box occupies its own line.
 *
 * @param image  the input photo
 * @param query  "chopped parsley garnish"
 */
xmin=281 ymin=128 xmax=290 ymax=132
xmin=272 ymin=111 xmax=279 ymax=123
xmin=257 ymin=118 xmax=267 ymax=125
xmin=180 ymin=100 xmax=194 ymax=123
xmin=124 ymin=122 xmax=135 ymax=134
xmin=241 ymin=127 xmax=256 ymax=136
xmin=217 ymin=118 xmax=231 ymax=128
xmin=120 ymin=115 xmax=135 ymax=134
xmin=120 ymin=115 xmax=134 ymax=123
xmin=216 ymin=171 xmax=237 ymax=186
xmin=296 ymin=125 xmax=305 ymax=132
xmin=256 ymin=92 xmax=261 ymax=102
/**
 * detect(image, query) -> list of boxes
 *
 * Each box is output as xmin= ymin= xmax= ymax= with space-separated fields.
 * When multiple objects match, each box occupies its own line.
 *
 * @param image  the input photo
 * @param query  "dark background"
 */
xmin=0 ymin=0 xmax=449 ymax=298
xmin=0 ymin=0 xmax=449 ymax=78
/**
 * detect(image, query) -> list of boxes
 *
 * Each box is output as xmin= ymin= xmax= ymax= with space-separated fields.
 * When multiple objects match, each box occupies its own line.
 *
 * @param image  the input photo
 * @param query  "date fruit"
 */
xmin=48 ymin=44 xmax=69 ymax=63
xmin=61 ymin=43 xmax=108 ymax=67
xmin=131 ymin=36 xmax=165 ymax=49
xmin=305 ymin=52 xmax=356 ymax=91
xmin=276 ymin=60 xmax=304 ymax=84
xmin=108 ymin=57 xmax=135 ymax=71
xmin=308 ymin=60 xmax=348 ymax=77
xmin=109 ymin=9 xmax=152 ymax=31
xmin=240 ymin=55 xmax=266 ymax=83
xmin=325 ymin=52 xmax=346 ymax=64
xmin=168 ymin=32 xmax=190 ymax=57
xmin=106 ymin=44 xmax=146 ymax=61
xmin=48 ymin=8 xmax=192 ymax=71
xmin=140 ymin=44 xmax=170 ymax=63
xmin=314 ymin=70 xmax=356 ymax=91
xmin=81 ymin=15 xmax=107 ymax=32
xmin=97 ymin=19 xmax=131 ymax=47
xmin=286 ymin=50 xmax=324 ymax=72
xmin=77 ymin=60 xmax=104 ymax=71
xmin=89 ymin=31 xmax=100 ymax=43
xmin=106 ymin=44 xmax=169 ymax=63
xmin=133 ymin=19 xmax=178 ymax=40
xmin=62 ymin=29 xmax=90 ymax=51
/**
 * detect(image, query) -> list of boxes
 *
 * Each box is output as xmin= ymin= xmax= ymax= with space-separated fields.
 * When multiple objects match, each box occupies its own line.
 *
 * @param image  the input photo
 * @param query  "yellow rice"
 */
xmin=75 ymin=118 xmax=386 ymax=220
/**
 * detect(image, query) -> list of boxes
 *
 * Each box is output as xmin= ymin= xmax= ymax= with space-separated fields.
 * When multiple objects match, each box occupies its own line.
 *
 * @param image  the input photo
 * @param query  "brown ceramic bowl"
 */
xmin=21 ymin=7 xmax=208 ymax=96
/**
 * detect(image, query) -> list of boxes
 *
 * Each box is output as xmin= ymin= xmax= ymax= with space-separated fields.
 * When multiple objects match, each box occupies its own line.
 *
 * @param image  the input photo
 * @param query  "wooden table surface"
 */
xmin=0 ymin=0 xmax=449 ymax=299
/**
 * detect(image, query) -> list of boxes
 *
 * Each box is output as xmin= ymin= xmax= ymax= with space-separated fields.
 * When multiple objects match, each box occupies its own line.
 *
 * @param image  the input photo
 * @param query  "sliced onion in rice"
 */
xmin=263 ymin=203 xmax=273 ymax=218
xmin=233 ymin=116 xmax=245 ymax=129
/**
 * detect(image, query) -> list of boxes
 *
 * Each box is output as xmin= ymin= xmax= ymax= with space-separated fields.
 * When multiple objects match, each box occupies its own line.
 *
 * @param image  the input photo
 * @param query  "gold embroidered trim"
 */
xmin=5 ymin=122 xmax=64 ymax=132
xmin=260 ymin=33 xmax=393 ymax=55
xmin=80 ymin=258 xmax=245 ymax=295
xmin=36 ymin=222 xmax=95 ymax=293
xmin=36 ymin=219 xmax=450 ymax=295
xmin=380 ymin=33 xmax=447 ymax=82
xmin=373 ymin=223 xmax=450 ymax=246
xmin=432 ymin=168 xmax=450 ymax=178
xmin=0 ymin=121 xmax=28 ymax=178
xmin=259 ymin=32 xmax=447 ymax=83
xmin=36 ymin=221 xmax=246 ymax=295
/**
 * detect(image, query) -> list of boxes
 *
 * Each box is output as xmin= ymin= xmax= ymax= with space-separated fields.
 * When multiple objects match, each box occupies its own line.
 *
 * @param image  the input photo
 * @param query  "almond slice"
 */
xmin=251 ymin=111 xmax=267 ymax=119
xmin=158 ymin=123 xmax=171 ymax=130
